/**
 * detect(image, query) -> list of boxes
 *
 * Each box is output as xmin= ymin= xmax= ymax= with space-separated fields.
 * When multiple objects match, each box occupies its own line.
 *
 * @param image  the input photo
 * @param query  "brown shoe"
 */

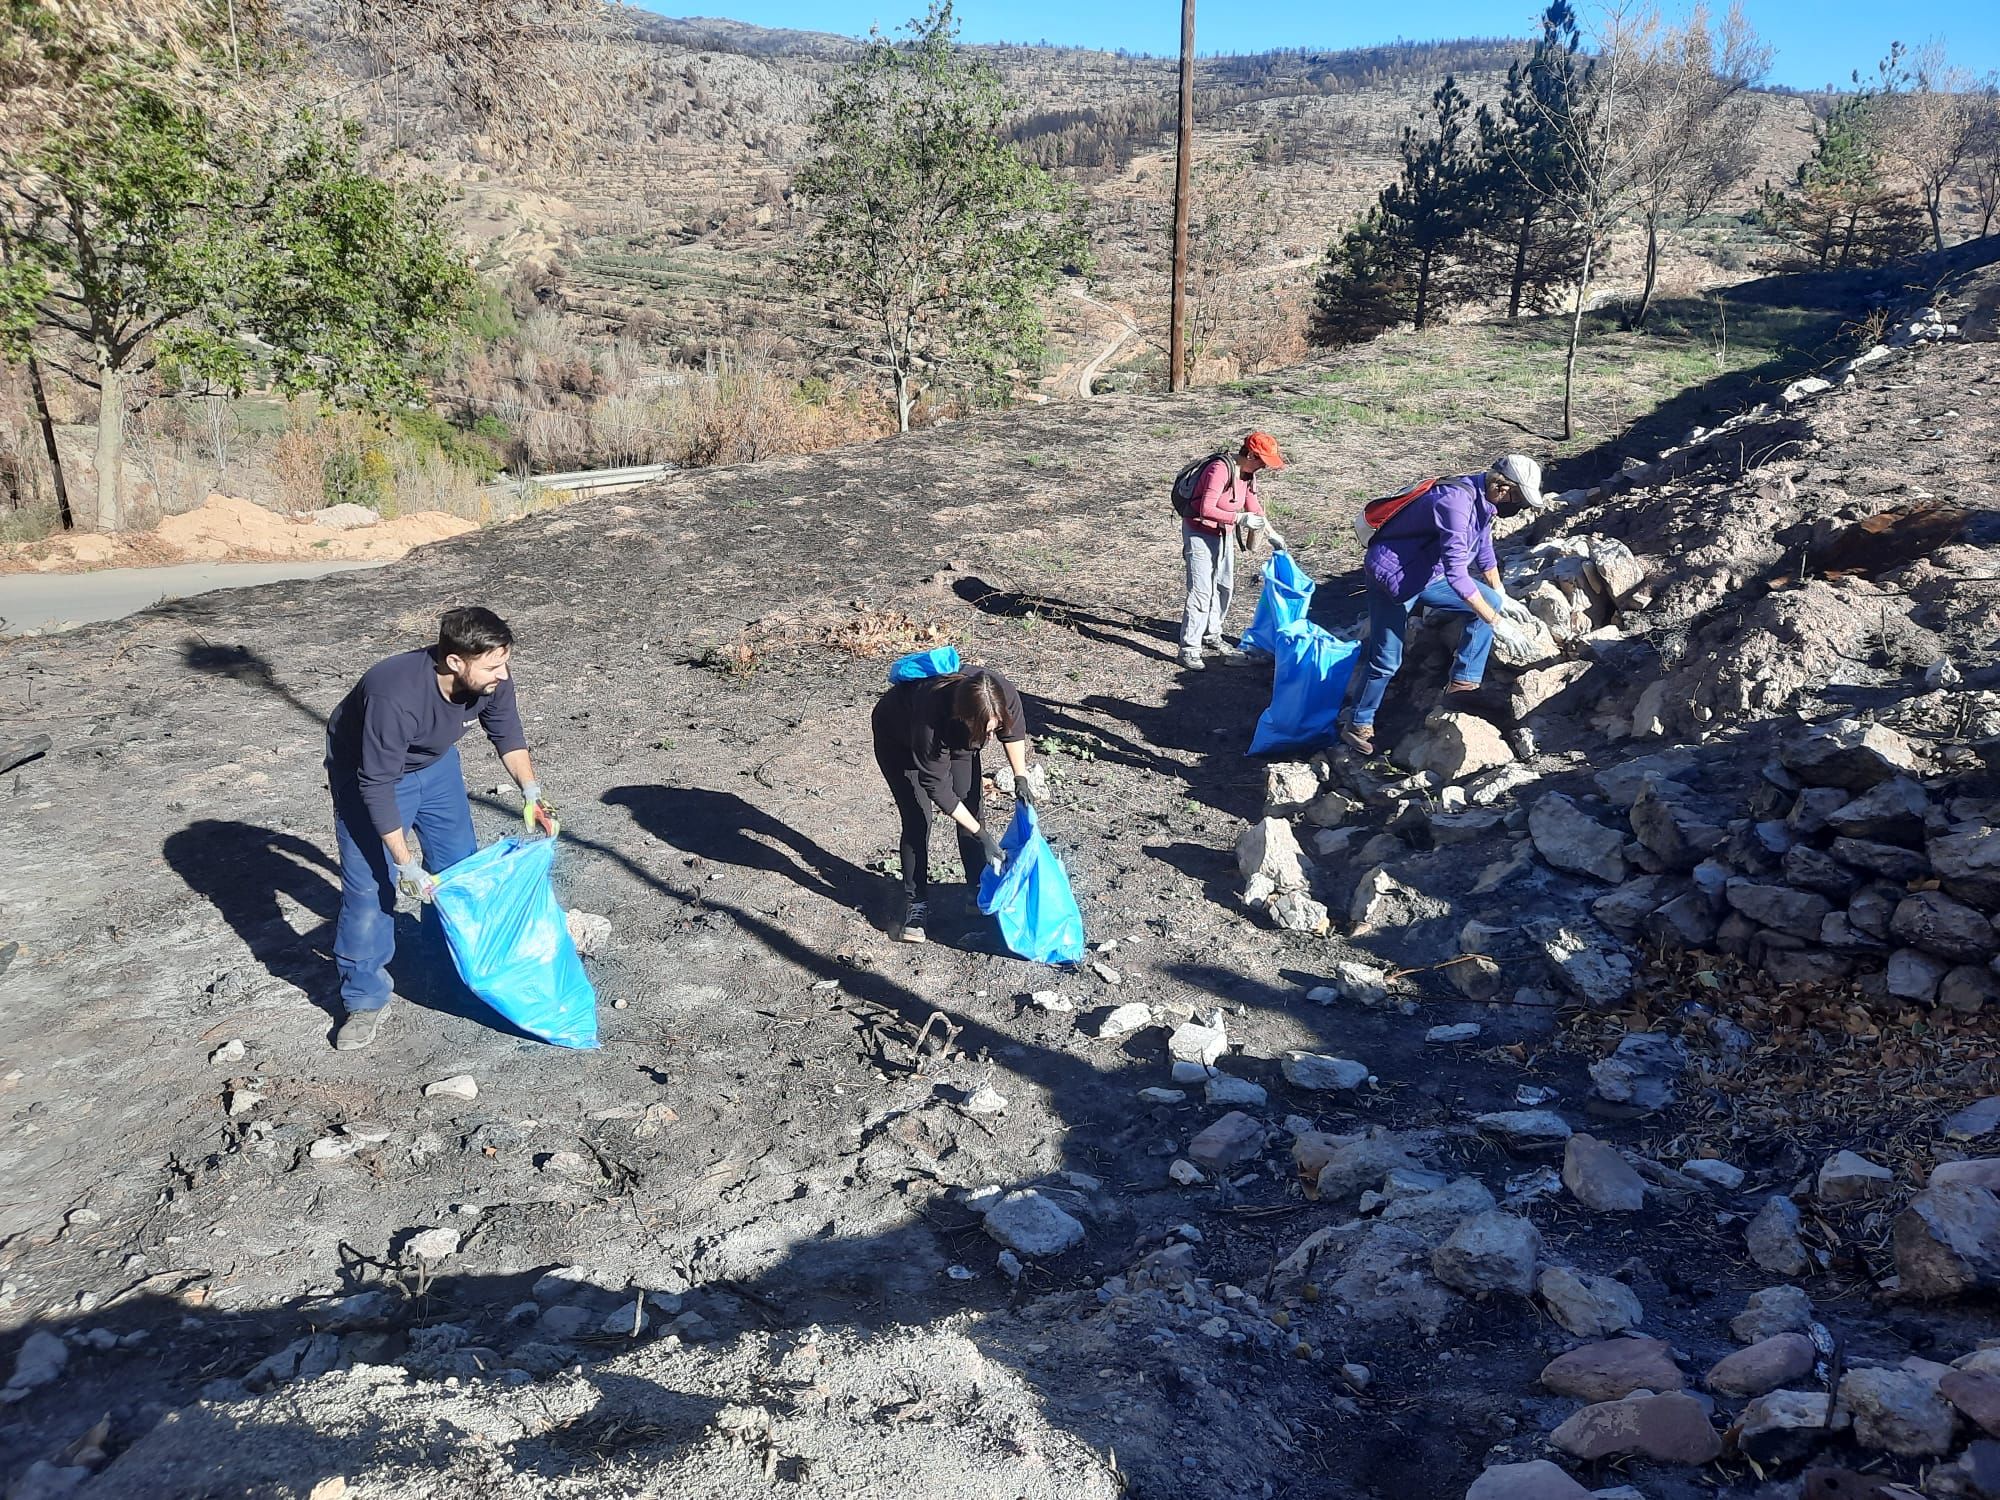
xmin=1445 ymin=679 xmax=1481 ymax=694
xmin=1339 ymin=724 xmax=1375 ymax=755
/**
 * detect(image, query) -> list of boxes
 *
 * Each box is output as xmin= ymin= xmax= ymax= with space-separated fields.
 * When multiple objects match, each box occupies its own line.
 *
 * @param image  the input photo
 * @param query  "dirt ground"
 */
xmin=0 ymin=495 xmax=474 ymax=575
xmin=3 ymin=252 xmax=1999 ymax=1500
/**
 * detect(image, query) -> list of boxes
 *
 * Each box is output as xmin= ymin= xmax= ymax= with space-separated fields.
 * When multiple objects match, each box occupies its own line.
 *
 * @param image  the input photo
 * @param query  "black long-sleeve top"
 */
xmin=870 ymin=672 xmax=1028 ymax=814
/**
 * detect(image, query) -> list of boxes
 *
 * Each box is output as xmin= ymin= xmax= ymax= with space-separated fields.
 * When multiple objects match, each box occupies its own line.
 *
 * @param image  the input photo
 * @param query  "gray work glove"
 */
xmin=1492 ymin=583 xmax=1535 ymax=624
xmin=1489 ymin=617 xmax=1536 ymax=661
xmin=394 ymin=860 xmax=436 ymax=903
xmin=978 ymin=829 xmax=1006 ymax=874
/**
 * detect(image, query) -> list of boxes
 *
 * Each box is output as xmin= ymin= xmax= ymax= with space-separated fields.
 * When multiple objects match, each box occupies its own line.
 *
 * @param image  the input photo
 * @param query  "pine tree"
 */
xmin=1764 ymin=87 xmax=1927 ymax=269
xmin=1474 ymin=0 xmax=1594 ymax=319
xmin=1308 ymin=208 xmax=1406 ymax=348
xmin=1379 ymin=75 xmax=1483 ymax=331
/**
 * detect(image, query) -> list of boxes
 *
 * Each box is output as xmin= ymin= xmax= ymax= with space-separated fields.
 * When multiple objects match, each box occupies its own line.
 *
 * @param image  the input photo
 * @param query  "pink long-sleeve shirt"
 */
xmin=1183 ymin=458 xmax=1267 ymax=535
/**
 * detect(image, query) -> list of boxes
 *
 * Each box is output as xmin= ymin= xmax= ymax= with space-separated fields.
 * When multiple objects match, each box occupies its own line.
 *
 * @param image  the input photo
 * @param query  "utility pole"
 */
xmin=1168 ymin=0 xmax=1194 ymax=392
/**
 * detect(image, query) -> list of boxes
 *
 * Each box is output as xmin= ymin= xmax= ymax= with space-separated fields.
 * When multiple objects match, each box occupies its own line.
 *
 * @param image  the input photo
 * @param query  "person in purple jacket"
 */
xmin=1340 ymin=455 xmax=1549 ymax=755
xmin=322 ymin=607 xmax=554 ymax=1050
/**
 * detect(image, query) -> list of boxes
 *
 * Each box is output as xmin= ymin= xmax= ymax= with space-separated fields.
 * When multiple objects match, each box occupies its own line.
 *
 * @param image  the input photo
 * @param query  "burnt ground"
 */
xmin=2 ymin=250 xmax=1999 ymax=1500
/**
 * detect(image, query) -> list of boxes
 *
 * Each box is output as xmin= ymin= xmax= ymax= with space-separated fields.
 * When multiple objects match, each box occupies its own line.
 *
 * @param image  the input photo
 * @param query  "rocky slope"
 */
xmin=0 ymin=248 xmax=1997 ymax=1500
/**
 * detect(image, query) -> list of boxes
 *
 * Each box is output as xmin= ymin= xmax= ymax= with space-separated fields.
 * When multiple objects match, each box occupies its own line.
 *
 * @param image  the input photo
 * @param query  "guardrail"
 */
xmin=487 ymin=463 xmax=675 ymax=499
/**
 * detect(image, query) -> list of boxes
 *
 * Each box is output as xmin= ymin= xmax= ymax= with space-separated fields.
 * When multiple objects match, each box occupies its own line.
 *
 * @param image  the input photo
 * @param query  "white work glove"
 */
xmin=1489 ymin=617 xmax=1536 ymax=660
xmin=394 ymin=859 xmax=437 ymax=903
xmin=1493 ymin=584 xmax=1534 ymax=624
xmin=1017 ymin=763 xmax=1050 ymax=807
xmin=1238 ymin=513 xmax=1266 ymax=532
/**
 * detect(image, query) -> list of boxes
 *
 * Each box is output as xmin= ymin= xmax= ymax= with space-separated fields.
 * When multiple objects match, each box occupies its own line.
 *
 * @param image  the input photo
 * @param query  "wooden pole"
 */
xmin=1168 ymin=0 xmax=1194 ymax=392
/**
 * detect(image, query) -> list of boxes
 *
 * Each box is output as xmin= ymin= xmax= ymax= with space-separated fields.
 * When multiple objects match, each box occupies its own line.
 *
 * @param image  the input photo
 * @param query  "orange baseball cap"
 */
xmin=1242 ymin=431 xmax=1285 ymax=469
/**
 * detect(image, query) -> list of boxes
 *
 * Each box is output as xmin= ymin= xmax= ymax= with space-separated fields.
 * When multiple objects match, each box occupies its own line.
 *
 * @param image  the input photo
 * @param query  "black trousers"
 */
xmin=874 ymin=747 xmax=983 ymax=906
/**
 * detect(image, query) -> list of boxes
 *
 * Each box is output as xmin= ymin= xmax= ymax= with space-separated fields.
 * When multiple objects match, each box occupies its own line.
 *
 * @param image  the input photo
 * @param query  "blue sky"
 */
xmin=645 ymin=0 xmax=2000 ymax=92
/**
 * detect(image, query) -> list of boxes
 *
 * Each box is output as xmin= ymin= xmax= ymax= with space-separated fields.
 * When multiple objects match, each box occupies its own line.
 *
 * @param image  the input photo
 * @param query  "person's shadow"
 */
xmin=161 ymin=819 xmax=489 ymax=1032
xmin=600 ymin=786 xmax=880 ymax=919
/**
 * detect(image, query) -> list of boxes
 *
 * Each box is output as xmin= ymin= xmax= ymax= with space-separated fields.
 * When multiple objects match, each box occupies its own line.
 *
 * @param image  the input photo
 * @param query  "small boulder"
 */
xmin=1188 ymin=1112 xmax=1267 ymax=1171
xmin=1264 ymin=762 xmax=1322 ymax=816
xmin=1838 ymin=1365 xmax=1959 ymax=1456
xmin=1529 ymin=794 xmax=1629 ymax=883
xmin=1315 ymin=1135 xmax=1422 ymax=1200
xmin=1204 ymin=1073 xmax=1267 ymax=1108
xmin=1681 ymin=1158 xmax=1745 ymax=1191
xmin=1463 ymin=1460 xmax=1590 ymax=1500
xmin=1731 ymin=1285 xmax=1814 ymax=1343
xmin=1731 ymin=1388 xmax=1850 ymax=1465
xmin=1940 ymin=965 xmax=2000 ymax=1015
xmin=1093 ymin=1001 xmax=1153 ymax=1039
xmin=1940 ymin=1369 xmax=2000 ymax=1439
xmin=1892 ymin=892 xmax=1998 ymax=961
xmin=1281 ymin=1052 xmax=1369 ymax=1092
xmin=981 ymin=1190 xmax=1086 ymax=1257
xmin=1894 ymin=1182 xmax=2000 ymax=1296
xmin=1432 ymin=1211 xmax=1541 ymax=1297
xmin=1930 ymin=827 xmax=2000 ymax=907
xmin=1538 ymin=1265 xmax=1642 ymax=1338
xmin=1707 ymin=1334 xmax=1816 ymax=1398
xmin=424 ymin=1075 xmax=478 ymax=1101
xmin=1398 ymin=710 xmax=1516 ymax=783
xmin=1586 ymin=1032 xmax=1685 ymax=1118
xmin=1549 ymin=1391 xmax=1721 ymax=1464
xmin=1887 ymin=947 xmax=1952 ymax=1004
xmin=1779 ymin=719 xmax=1923 ymax=790
xmin=1237 ymin=817 xmax=1307 ymax=891
xmin=1724 ymin=879 xmax=1833 ymax=941
xmin=1563 ymin=1134 xmax=1646 ymax=1213
xmin=1746 ymin=1195 xmax=1811 ymax=1276
xmin=1168 ymin=1018 xmax=1227 ymax=1067
xmin=1474 ymin=1110 xmax=1573 ymax=1153
xmin=1540 ymin=1337 xmax=1686 ymax=1402
xmin=1817 ymin=1150 xmax=1894 ymax=1204
xmin=1329 ymin=959 xmax=1391 ymax=1006
xmin=1823 ymin=777 xmax=1933 ymax=846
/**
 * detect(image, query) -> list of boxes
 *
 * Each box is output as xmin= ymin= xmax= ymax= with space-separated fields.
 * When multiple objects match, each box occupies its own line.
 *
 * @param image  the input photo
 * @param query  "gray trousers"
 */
xmin=1180 ymin=524 xmax=1235 ymax=655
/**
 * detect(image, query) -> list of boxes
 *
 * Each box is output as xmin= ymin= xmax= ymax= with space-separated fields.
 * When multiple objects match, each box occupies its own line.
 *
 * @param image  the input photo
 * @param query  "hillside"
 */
xmin=1 ymin=242 xmax=1997 ymax=1497
xmin=320 ymin=10 xmax=1826 ymax=390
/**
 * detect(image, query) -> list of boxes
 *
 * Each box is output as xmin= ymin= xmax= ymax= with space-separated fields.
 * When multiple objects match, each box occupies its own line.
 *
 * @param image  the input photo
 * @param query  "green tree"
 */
xmin=1474 ymin=0 xmax=1594 ymax=320
xmin=1379 ymin=75 xmax=1484 ymax=332
xmin=0 ymin=85 xmax=471 ymax=530
xmin=1307 ymin=208 xmax=1407 ymax=348
xmin=791 ymin=2 xmax=1087 ymax=431
xmin=1763 ymin=81 xmax=1926 ymax=270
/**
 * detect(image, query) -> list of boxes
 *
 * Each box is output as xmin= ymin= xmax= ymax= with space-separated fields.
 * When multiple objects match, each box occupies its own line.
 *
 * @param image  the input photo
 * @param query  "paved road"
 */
xmin=0 ymin=561 xmax=385 ymax=636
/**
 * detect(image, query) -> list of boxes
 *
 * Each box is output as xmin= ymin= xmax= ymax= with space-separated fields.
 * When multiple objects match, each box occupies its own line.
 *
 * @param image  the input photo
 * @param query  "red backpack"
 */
xmin=1353 ymin=476 xmax=1444 ymax=545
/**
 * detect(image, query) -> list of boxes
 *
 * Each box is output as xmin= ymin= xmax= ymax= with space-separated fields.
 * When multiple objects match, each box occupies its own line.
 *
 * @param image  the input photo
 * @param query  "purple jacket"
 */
xmin=1364 ymin=472 xmax=1498 ymax=603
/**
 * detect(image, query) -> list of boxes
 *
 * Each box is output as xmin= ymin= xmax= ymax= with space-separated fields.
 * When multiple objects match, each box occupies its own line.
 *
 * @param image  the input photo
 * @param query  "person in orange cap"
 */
xmin=1172 ymin=431 xmax=1284 ymax=670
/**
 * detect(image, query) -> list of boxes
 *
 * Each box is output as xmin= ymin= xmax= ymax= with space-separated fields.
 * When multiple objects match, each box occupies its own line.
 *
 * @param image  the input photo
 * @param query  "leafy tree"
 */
xmin=1762 ymin=84 xmax=1925 ymax=270
xmin=0 ymin=85 xmax=472 ymax=530
xmin=1308 ymin=208 xmax=1407 ymax=348
xmin=791 ymin=2 xmax=1087 ymax=431
xmin=1379 ymin=75 xmax=1484 ymax=331
xmin=1308 ymin=74 xmax=1483 ymax=347
xmin=1474 ymin=0 xmax=1595 ymax=320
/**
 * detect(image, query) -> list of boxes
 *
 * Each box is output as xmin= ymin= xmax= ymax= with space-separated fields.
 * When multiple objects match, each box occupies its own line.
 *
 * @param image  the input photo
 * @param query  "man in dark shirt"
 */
xmin=322 ymin=606 xmax=553 ymax=1050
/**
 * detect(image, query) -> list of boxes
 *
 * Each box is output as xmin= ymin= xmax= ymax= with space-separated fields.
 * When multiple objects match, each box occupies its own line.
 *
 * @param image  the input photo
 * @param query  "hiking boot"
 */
xmin=891 ymin=899 xmax=930 ymax=944
xmin=1340 ymin=723 xmax=1376 ymax=755
xmin=1444 ymin=679 xmax=1481 ymax=695
xmin=1178 ymin=651 xmax=1206 ymax=671
xmin=334 ymin=1005 xmax=389 ymax=1051
xmin=1207 ymin=642 xmax=1250 ymax=666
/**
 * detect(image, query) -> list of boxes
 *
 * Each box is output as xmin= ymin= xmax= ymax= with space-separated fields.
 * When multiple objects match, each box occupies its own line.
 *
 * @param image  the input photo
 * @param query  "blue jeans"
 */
xmin=1350 ymin=578 xmax=1504 ymax=729
xmin=329 ymin=745 xmax=477 ymax=1013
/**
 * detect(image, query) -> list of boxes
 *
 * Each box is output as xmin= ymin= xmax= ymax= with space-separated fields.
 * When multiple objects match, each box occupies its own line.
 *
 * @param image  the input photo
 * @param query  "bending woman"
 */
xmin=870 ymin=667 xmax=1042 ymax=944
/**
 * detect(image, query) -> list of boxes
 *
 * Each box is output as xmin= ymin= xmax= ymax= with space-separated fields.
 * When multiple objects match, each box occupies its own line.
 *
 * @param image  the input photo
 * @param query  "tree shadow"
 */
xmin=159 ymin=818 xmax=528 ymax=1039
xmin=950 ymin=575 xmax=1176 ymax=661
xmin=179 ymin=641 xmax=326 ymax=730
xmin=599 ymin=783 xmax=880 ymax=924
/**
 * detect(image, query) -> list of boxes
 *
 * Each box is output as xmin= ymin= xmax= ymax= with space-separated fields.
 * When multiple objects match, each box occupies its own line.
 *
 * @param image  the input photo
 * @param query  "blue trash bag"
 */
xmin=1239 ymin=548 xmax=1315 ymax=657
xmin=976 ymin=803 xmax=1086 ymax=966
xmin=1249 ymin=619 xmax=1360 ymax=757
xmin=430 ymin=836 xmax=599 ymax=1049
xmin=887 ymin=645 xmax=961 ymax=682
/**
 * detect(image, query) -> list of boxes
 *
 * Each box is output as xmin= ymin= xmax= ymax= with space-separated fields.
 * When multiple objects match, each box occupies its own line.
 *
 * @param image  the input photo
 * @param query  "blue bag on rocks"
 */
xmin=1249 ymin=619 xmax=1359 ymax=757
xmin=1240 ymin=549 xmax=1315 ymax=657
xmin=431 ymin=836 xmax=599 ymax=1049
xmin=887 ymin=645 xmax=960 ymax=682
xmin=977 ymin=803 xmax=1086 ymax=966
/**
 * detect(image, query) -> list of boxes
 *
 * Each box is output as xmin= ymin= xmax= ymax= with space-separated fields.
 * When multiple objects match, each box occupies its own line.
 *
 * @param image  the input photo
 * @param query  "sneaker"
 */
xmin=892 ymin=900 xmax=929 ymax=944
xmin=1444 ymin=679 xmax=1481 ymax=695
xmin=1208 ymin=644 xmax=1250 ymax=666
xmin=1178 ymin=652 xmax=1206 ymax=671
xmin=334 ymin=1006 xmax=389 ymax=1051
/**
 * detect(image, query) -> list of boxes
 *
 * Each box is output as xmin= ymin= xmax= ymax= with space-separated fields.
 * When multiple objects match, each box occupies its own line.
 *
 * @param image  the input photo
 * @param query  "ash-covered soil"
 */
xmin=2 ymin=248 xmax=1999 ymax=1500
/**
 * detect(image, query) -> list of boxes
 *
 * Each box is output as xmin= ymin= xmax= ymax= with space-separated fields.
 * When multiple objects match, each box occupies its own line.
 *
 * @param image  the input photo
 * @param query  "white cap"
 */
xmin=1490 ymin=454 xmax=1548 ymax=509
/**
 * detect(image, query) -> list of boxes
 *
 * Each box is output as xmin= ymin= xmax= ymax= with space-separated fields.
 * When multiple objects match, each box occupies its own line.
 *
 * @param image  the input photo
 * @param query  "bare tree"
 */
xmin=1875 ymin=42 xmax=1980 ymax=251
xmin=1622 ymin=4 xmax=1771 ymax=328
xmin=1971 ymin=80 xmax=2000 ymax=239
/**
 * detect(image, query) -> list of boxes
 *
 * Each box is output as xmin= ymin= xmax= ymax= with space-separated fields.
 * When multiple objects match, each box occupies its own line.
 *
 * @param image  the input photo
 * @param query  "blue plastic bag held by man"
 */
xmin=432 ymin=836 xmax=599 ymax=1049
xmin=977 ymin=804 xmax=1086 ymax=965
xmin=1239 ymin=548 xmax=1315 ymax=658
xmin=1249 ymin=619 xmax=1360 ymax=756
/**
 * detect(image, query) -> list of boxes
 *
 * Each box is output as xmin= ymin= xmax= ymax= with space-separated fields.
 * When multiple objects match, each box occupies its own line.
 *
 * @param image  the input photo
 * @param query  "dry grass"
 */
xmin=694 ymin=606 xmax=954 ymax=678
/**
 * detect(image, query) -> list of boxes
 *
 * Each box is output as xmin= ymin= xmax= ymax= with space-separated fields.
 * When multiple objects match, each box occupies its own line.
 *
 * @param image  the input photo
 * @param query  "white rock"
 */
xmin=981 ymin=1190 xmax=1086 ymax=1257
xmin=1170 ymin=1060 xmax=1214 ymax=1084
xmin=1205 ymin=1073 xmax=1268 ymax=1107
xmin=565 ymin=909 xmax=612 ymax=957
xmin=1169 ymin=1159 xmax=1206 ymax=1186
xmin=1139 ymin=1086 xmax=1186 ymax=1105
xmin=1817 ymin=1149 xmax=1894 ymax=1204
xmin=1168 ymin=1019 xmax=1227 ymax=1068
xmin=1029 ymin=990 xmax=1074 ymax=1013
xmin=308 ymin=1137 xmax=358 ymax=1162
xmin=1682 ymin=1158 xmax=1746 ymax=1191
xmin=209 ymin=1039 xmax=245 ymax=1065
xmin=1281 ymin=1052 xmax=1369 ymax=1092
xmin=406 ymin=1228 xmax=460 ymax=1261
xmin=1426 ymin=1023 xmax=1482 ymax=1044
xmin=961 ymin=1085 xmax=1008 ymax=1116
xmin=424 ymin=1075 xmax=478 ymax=1101
xmin=1329 ymin=959 xmax=1390 ymax=1005
xmin=1093 ymin=1002 xmax=1152 ymax=1039
xmin=1236 ymin=817 xmax=1308 ymax=892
